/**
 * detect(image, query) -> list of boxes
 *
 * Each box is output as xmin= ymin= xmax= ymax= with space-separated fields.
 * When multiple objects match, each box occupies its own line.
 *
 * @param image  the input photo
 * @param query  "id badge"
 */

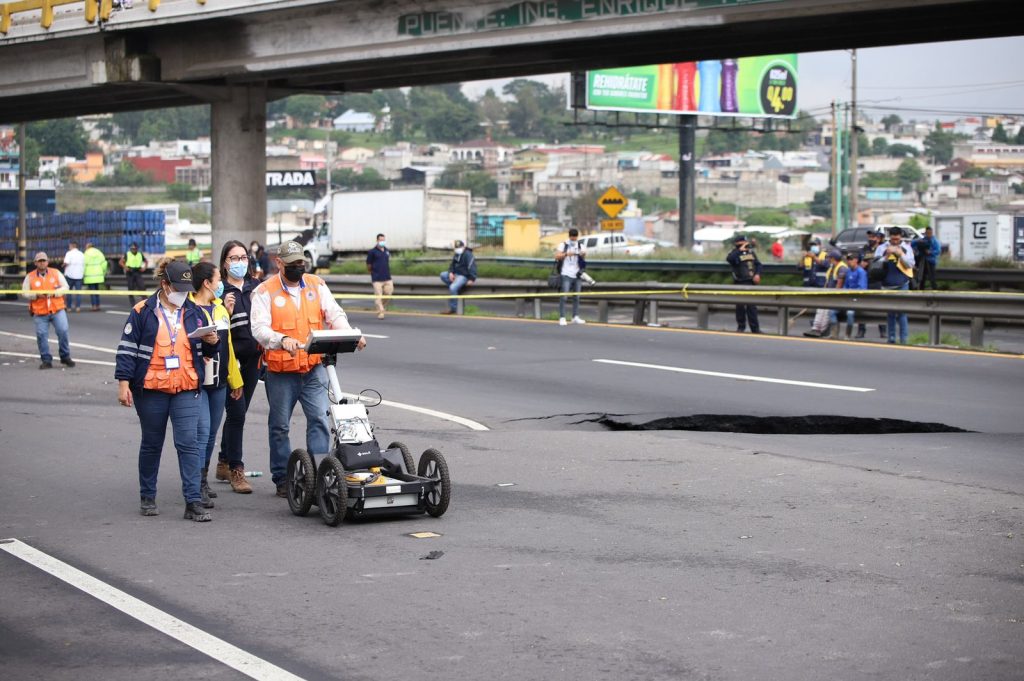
xmin=164 ymin=355 xmax=181 ymax=370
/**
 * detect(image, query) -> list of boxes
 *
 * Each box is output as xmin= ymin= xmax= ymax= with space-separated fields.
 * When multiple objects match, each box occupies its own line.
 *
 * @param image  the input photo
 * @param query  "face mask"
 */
xmin=228 ymin=262 xmax=248 ymax=279
xmin=213 ymin=281 xmax=225 ymax=299
xmin=283 ymin=263 xmax=305 ymax=281
xmin=378 ymin=241 xmax=387 ymax=249
xmin=810 ymin=245 xmax=820 ymax=255
xmin=454 ymin=247 xmax=465 ymax=256
xmin=250 ymin=244 xmax=259 ymax=252
xmin=167 ymin=290 xmax=188 ymax=307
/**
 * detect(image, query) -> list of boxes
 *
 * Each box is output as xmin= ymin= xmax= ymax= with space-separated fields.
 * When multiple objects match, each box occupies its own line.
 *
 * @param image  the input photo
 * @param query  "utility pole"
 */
xmin=325 ymin=125 xmax=332 ymax=230
xmin=849 ymin=48 xmax=859 ymax=230
xmin=17 ymin=123 xmax=27 ymax=276
xmin=830 ymin=102 xmax=838 ymax=237
xmin=678 ymin=114 xmax=696 ymax=249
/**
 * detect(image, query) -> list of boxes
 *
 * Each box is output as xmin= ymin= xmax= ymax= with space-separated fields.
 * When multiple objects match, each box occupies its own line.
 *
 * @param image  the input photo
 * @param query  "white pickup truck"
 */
xmin=577 ymin=232 xmax=656 ymax=257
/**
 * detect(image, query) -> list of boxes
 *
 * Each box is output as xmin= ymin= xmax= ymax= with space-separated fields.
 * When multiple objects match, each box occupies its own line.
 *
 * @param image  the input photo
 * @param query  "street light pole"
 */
xmin=849 ymin=48 xmax=859 ymax=229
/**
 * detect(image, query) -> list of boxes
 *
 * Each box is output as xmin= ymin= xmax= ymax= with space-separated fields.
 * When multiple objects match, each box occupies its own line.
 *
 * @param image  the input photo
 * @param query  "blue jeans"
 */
xmin=197 ymin=386 xmax=228 ymax=469
xmin=440 ymin=271 xmax=468 ymax=312
xmin=33 ymin=310 xmax=70 ymax=363
xmin=66 ymin=278 xmax=83 ymax=309
xmin=884 ymin=282 xmax=910 ymax=343
xmin=133 ymin=388 xmax=202 ymax=502
xmin=86 ymin=282 xmax=102 ymax=308
xmin=559 ymin=275 xmax=582 ymax=318
xmin=265 ymin=365 xmax=331 ymax=485
xmin=219 ymin=353 xmax=260 ymax=469
xmin=829 ymin=310 xmax=855 ymax=326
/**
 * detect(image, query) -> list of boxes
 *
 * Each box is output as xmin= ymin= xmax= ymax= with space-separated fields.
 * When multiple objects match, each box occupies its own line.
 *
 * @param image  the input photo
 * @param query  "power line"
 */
xmin=858 ymin=79 xmax=1024 ymax=90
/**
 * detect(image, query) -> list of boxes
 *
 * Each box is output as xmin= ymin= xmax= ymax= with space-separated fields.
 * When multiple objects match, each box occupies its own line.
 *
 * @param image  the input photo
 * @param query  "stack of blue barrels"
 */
xmin=0 ymin=210 xmax=165 ymax=263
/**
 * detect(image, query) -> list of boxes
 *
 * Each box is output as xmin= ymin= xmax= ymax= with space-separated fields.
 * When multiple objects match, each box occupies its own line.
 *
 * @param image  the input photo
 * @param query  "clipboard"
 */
xmin=187 ymin=324 xmax=218 ymax=339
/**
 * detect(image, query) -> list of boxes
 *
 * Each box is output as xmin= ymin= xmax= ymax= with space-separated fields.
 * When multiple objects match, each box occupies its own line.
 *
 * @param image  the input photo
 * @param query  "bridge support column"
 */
xmin=212 ymin=84 xmax=267 ymax=259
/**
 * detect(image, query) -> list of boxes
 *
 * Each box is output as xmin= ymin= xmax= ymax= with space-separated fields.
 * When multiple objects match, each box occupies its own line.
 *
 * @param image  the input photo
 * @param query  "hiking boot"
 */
xmin=199 ymin=480 xmax=216 ymax=508
xmin=184 ymin=501 xmax=212 ymax=522
xmin=140 ymin=497 xmax=159 ymax=516
xmin=215 ymin=460 xmax=230 ymax=482
xmin=39 ymin=361 xmax=53 ymax=370
xmin=60 ymin=357 xmax=75 ymax=367
xmin=230 ymin=468 xmax=253 ymax=494
xmin=201 ymin=468 xmax=217 ymax=498
xmin=276 ymin=483 xmax=288 ymax=498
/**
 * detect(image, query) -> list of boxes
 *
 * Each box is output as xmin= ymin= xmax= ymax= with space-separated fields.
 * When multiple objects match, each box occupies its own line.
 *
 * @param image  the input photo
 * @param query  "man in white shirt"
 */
xmin=62 ymin=241 xmax=86 ymax=313
xmin=250 ymin=241 xmax=366 ymax=496
xmin=555 ymin=228 xmax=587 ymax=326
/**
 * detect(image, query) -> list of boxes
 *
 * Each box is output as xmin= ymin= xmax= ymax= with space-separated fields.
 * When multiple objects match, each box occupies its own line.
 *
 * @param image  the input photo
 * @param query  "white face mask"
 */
xmin=454 ymin=247 xmax=465 ymax=256
xmin=167 ymin=291 xmax=188 ymax=307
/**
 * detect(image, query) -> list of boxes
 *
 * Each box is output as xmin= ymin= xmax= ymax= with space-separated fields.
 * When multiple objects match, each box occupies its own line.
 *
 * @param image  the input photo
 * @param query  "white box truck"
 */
xmin=326 ymin=188 xmax=470 ymax=253
xmin=932 ymin=212 xmax=1010 ymax=262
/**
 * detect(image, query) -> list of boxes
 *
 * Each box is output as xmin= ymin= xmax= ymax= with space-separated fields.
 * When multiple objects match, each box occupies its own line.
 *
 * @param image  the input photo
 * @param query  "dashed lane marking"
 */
xmin=0 ymin=538 xmax=306 ymax=681
xmin=593 ymin=358 xmax=875 ymax=392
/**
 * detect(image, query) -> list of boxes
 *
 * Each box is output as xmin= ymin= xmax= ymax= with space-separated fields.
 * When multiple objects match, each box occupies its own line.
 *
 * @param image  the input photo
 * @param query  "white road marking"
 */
xmin=341 ymin=392 xmax=488 ymax=431
xmin=0 ymin=330 xmax=116 ymax=354
xmin=593 ymin=358 xmax=875 ymax=393
xmin=0 ymin=538 xmax=306 ymax=681
xmin=0 ymin=351 xmax=115 ymax=367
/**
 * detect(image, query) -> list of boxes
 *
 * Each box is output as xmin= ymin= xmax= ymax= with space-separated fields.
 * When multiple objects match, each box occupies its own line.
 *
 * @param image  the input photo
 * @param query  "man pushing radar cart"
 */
xmin=285 ymin=329 xmax=451 ymax=526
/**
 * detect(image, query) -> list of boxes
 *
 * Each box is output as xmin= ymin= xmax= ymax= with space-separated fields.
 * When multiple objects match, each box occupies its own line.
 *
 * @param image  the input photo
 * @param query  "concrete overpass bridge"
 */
xmin=1 ymin=0 xmax=1018 ymax=255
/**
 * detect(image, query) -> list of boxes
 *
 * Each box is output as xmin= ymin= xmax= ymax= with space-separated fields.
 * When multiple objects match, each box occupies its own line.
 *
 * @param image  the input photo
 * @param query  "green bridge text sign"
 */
xmin=398 ymin=0 xmax=781 ymax=37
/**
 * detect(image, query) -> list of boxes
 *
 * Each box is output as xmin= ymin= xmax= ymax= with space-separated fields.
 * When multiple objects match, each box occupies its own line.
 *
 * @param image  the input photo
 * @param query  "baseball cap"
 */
xmin=34 ymin=251 xmax=48 ymax=262
xmin=453 ymin=239 xmax=465 ymax=249
xmin=164 ymin=260 xmax=194 ymax=292
xmin=276 ymin=241 xmax=305 ymax=264
xmin=829 ymin=249 xmax=842 ymax=260
xmin=732 ymin=233 xmax=748 ymax=243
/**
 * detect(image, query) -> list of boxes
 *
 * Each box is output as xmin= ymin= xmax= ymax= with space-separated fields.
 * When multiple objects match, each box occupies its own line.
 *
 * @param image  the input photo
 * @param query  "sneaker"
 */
xmin=559 ymin=317 xmax=567 ymax=326
xmin=139 ymin=497 xmax=159 ymax=516
xmin=215 ymin=460 xmax=230 ymax=482
xmin=803 ymin=329 xmax=822 ymax=337
xmin=572 ymin=316 xmax=586 ymax=325
xmin=377 ymin=312 xmax=385 ymax=319
xmin=60 ymin=357 xmax=75 ymax=367
xmin=230 ymin=468 xmax=253 ymax=494
xmin=199 ymin=479 xmax=216 ymax=508
xmin=276 ymin=483 xmax=288 ymax=498
xmin=39 ymin=361 xmax=53 ymax=370
xmin=183 ymin=501 xmax=212 ymax=522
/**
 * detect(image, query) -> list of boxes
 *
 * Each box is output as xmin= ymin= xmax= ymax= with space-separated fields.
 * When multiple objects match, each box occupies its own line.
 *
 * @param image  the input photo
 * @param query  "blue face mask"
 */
xmin=213 ymin=281 xmax=224 ymax=300
xmin=228 ymin=262 xmax=248 ymax=279
xmin=378 ymin=241 xmax=386 ymax=249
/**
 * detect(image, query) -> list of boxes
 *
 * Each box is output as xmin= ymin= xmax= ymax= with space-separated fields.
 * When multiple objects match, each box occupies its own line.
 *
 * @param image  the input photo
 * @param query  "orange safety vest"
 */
xmin=27 ymin=269 xmax=66 ymax=316
xmin=144 ymin=305 xmax=199 ymax=393
xmin=261 ymin=274 xmax=325 ymax=374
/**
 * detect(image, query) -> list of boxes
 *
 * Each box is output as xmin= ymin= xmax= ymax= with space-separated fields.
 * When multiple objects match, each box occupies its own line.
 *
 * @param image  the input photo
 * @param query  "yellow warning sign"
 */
xmin=601 ymin=219 xmax=625 ymax=231
xmin=597 ymin=186 xmax=627 ymax=218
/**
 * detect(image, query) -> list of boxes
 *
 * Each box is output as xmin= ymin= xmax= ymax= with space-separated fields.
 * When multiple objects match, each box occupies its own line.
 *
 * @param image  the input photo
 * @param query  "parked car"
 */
xmin=832 ymin=224 xmax=922 ymax=254
xmin=578 ymin=232 xmax=656 ymax=256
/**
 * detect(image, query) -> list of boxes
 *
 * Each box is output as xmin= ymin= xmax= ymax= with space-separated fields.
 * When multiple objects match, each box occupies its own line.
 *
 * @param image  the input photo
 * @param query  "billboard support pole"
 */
xmin=678 ymin=114 xmax=696 ymax=249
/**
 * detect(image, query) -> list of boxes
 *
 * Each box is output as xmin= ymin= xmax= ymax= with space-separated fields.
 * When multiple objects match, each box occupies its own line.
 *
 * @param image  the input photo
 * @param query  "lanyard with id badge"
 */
xmin=158 ymin=305 xmax=183 ymax=371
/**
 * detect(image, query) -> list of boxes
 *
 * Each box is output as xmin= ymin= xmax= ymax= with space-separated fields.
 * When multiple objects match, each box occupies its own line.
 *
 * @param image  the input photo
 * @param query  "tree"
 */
xmin=1016 ymin=126 xmax=1024 ymax=145
xmin=26 ymin=118 xmax=88 ymax=158
xmin=856 ymin=132 xmax=871 ymax=158
xmin=329 ymin=167 xmax=389 ymax=191
xmin=881 ymin=114 xmax=902 ymax=132
xmin=22 ymin=136 xmax=40 ymax=176
xmin=702 ymin=129 xmax=749 ymax=155
xmin=887 ymin=143 xmax=919 ymax=158
xmin=284 ymin=95 xmax=327 ymax=127
xmin=991 ymin=122 xmax=1009 ymax=143
xmin=810 ymin=189 xmax=831 ymax=218
xmin=741 ymin=209 xmax=793 ymax=226
xmin=860 ymin=171 xmax=900 ymax=188
xmin=871 ymin=137 xmax=889 ymax=156
xmin=924 ymin=123 xmax=963 ymax=165
xmin=568 ymin=189 xmax=601 ymax=231
xmin=895 ymin=158 xmax=925 ymax=192
xmin=908 ymin=214 xmax=930 ymax=231
xmin=477 ymin=88 xmax=506 ymax=130
xmin=632 ymin=191 xmax=676 ymax=215
xmin=91 ymin=161 xmax=154 ymax=187
xmin=436 ymin=164 xmax=497 ymax=198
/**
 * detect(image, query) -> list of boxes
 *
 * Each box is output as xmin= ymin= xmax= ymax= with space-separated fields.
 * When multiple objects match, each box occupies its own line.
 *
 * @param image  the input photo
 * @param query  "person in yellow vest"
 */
xmin=115 ymin=259 xmax=221 ymax=521
xmin=22 ymin=252 xmax=75 ymax=370
xmin=83 ymin=241 xmax=108 ymax=312
xmin=186 ymin=238 xmax=203 ymax=266
xmin=251 ymin=241 xmax=366 ymax=497
xmin=119 ymin=242 xmax=147 ymax=306
xmin=804 ymin=249 xmax=849 ymax=339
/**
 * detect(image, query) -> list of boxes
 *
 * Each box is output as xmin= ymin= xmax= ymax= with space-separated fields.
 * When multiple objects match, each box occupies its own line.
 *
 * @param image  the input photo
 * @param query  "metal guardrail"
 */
xmin=319 ymin=274 xmax=1024 ymax=348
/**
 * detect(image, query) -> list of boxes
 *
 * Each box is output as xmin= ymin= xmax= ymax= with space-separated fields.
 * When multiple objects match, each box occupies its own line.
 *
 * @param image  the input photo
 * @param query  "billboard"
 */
xmin=585 ymin=55 xmax=798 ymax=119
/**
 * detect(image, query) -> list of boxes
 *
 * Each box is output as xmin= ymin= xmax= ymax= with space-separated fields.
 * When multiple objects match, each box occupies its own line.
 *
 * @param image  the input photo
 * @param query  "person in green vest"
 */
xmin=83 ymin=241 xmax=108 ymax=312
xmin=119 ymin=242 xmax=147 ymax=306
xmin=186 ymin=238 xmax=203 ymax=266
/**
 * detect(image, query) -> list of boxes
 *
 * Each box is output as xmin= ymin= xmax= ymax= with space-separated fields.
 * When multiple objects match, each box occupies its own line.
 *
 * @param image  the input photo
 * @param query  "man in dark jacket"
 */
xmin=726 ymin=234 xmax=762 ymax=333
xmin=439 ymin=239 xmax=477 ymax=314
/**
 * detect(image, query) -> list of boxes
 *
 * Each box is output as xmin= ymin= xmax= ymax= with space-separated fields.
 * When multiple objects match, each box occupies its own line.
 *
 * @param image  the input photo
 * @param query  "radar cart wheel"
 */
xmin=286 ymin=449 xmax=317 ymax=516
xmin=418 ymin=448 xmax=450 ymax=518
xmin=317 ymin=456 xmax=348 ymax=527
xmin=387 ymin=441 xmax=416 ymax=475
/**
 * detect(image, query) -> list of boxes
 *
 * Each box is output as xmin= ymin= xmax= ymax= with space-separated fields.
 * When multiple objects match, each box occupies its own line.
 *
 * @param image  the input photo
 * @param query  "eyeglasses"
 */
xmin=227 ymin=255 xmax=249 ymax=263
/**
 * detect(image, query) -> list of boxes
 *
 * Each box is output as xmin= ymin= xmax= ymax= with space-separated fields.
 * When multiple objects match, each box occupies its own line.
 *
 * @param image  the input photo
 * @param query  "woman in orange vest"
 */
xmin=21 ymin=251 xmax=75 ymax=370
xmin=114 ymin=258 xmax=220 ymax=521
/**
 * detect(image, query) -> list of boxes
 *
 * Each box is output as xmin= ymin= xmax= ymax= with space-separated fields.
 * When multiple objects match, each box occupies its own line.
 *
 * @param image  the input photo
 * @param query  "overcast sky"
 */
xmin=464 ymin=36 xmax=1024 ymax=123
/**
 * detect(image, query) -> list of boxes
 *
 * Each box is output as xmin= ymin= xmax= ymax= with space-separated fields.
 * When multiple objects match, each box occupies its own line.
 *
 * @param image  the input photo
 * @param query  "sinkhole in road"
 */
xmin=587 ymin=414 xmax=971 ymax=435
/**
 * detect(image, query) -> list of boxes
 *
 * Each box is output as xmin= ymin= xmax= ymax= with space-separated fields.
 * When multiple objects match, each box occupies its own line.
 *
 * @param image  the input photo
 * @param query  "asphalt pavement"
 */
xmin=1 ymin=299 xmax=1022 ymax=680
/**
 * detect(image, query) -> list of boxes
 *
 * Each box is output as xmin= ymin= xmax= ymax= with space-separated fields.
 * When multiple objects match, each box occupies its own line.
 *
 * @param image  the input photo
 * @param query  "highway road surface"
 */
xmin=1 ymin=298 xmax=1021 ymax=681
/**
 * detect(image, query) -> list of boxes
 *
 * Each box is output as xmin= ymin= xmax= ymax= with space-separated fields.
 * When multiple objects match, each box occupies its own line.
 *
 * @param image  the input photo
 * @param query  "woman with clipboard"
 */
xmin=115 ymin=259 xmax=221 ymax=521
xmin=189 ymin=261 xmax=244 ymax=509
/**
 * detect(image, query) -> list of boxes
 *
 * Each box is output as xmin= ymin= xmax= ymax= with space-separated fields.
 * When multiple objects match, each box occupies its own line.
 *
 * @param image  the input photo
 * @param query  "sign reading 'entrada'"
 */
xmin=398 ymin=0 xmax=781 ymax=37
xmin=266 ymin=170 xmax=316 ymax=188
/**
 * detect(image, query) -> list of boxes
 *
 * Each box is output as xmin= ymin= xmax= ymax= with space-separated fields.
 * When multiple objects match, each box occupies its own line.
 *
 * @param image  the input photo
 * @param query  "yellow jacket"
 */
xmin=191 ymin=294 xmax=244 ymax=390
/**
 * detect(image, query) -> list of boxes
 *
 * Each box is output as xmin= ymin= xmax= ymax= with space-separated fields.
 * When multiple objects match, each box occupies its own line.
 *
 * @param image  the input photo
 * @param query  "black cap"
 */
xmin=164 ymin=260 xmax=194 ymax=292
xmin=733 ymin=233 xmax=748 ymax=244
xmin=454 ymin=240 xmax=465 ymax=248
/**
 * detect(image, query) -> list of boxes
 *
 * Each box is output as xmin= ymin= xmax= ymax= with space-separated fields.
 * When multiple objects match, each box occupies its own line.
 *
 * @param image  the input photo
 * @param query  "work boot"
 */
xmin=856 ymin=324 xmax=866 ymax=339
xmin=199 ymin=469 xmax=216 ymax=508
xmin=215 ymin=460 xmax=230 ymax=482
xmin=39 ymin=361 xmax=53 ymax=370
xmin=60 ymin=357 xmax=75 ymax=367
xmin=229 ymin=468 xmax=253 ymax=494
xmin=276 ymin=483 xmax=288 ymax=498
xmin=845 ymin=323 xmax=854 ymax=340
xmin=184 ymin=501 xmax=212 ymax=522
xmin=879 ymin=324 xmax=887 ymax=338
xmin=139 ymin=496 xmax=159 ymax=516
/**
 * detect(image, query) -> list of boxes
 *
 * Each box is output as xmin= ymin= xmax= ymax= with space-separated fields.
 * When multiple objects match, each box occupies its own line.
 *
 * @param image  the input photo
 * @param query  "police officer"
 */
xmin=857 ymin=227 xmax=886 ymax=339
xmin=120 ymin=242 xmax=147 ymax=306
xmin=800 ymin=237 xmax=827 ymax=287
xmin=250 ymin=241 xmax=367 ymax=497
xmin=726 ymin=234 xmax=762 ymax=334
